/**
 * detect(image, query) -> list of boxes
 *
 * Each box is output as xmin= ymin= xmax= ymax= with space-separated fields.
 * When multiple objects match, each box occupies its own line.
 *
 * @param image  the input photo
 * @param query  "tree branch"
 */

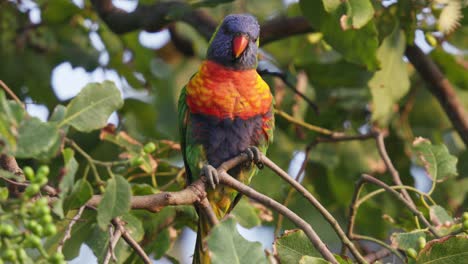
xmin=216 ymin=162 xmax=339 ymax=264
xmin=405 ymin=45 xmax=468 ymax=146
xmin=374 ymin=130 xmax=415 ymax=208
xmin=260 ymin=154 xmax=367 ymax=263
xmin=112 ymin=218 xmax=152 ymax=264
xmin=57 ymin=205 xmax=86 ymax=254
xmin=360 ymin=174 xmax=439 ymax=237
xmin=86 ymin=179 xmax=207 ymax=212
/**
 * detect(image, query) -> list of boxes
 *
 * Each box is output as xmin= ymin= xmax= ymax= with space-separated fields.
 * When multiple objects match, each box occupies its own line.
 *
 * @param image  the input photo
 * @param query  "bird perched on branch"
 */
xmin=178 ymin=14 xmax=274 ymax=263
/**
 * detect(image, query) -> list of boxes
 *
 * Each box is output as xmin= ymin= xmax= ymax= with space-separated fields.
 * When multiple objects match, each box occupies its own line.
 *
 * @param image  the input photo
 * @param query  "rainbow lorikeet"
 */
xmin=178 ymin=14 xmax=274 ymax=263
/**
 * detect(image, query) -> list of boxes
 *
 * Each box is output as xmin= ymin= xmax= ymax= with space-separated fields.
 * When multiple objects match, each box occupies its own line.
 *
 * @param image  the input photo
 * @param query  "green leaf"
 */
xmin=63 ymin=179 xmax=93 ymax=213
xmin=300 ymin=0 xmax=379 ymax=70
xmin=300 ymin=255 xmax=331 ymax=264
xmin=121 ymin=213 xmax=144 ymax=242
xmin=0 ymin=90 xmax=25 ymax=153
xmin=49 ymin=104 xmax=67 ymax=123
xmin=191 ymin=0 xmax=235 ymax=8
xmin=97 ymin=175 xmax=131 ymax=229
xmin=429 ymin=205 xmax=454 ymax=225
xmin=274 ymin=229 xmax=320 ymax=264
xmin=230 ymin=199 xmax=261 ymax=228
xmin=304 ymin=60 xmax=372 ymax=89
xmin=342 ymin=0 xmax=375 ymax=30
xmin=60 ymin=81 xmax=123 ymax=132
xmin=430 ymin=48 xmax=468 ymax=90
xmin=15 ymin=117 xmax=60 ymax=159
xmin=61 ymin=148 xmax=78 ymax=193
xmin=412 ymin=137 xmax=458 ymax=183
xmin=42 ymin=0 xmax=80 ymax=24
xmin=368 ymin=28 xmax=409 ymax=126
xmin=390 ymin=230 xmax=426 ymax=251
xmin=206 ymin=218 xmax=268 ymax=264
xmin=417 ymin=236 xmax=468 ymax=263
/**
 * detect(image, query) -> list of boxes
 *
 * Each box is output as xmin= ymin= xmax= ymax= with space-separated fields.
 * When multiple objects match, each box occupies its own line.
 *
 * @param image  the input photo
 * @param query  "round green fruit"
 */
xmin=3 ymin=249 xmax=17 ymax=262
xmin=418 ymin=236 xmax=426 ymax=249
xmin=43 ymin=224 xmax=57 ymax=236
xmin=143 ymin=142 xmax=157 ymax=153
xmin=407 ymin=248 xmax=418 ymax=259
xmin=130 ymin=156 xmax=144 ymax=167
xmin=37 ymin=165 xmax=50 ymax=177
xmin=23 ymin=166 xmax=35 ymax=181
xmin=24 ymin=183 xmax=40 ymax=198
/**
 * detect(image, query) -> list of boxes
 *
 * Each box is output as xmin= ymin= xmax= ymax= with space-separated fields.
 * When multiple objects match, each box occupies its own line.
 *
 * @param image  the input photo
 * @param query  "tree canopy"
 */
xmin=0 ymin=0 xmax=467 ymax=263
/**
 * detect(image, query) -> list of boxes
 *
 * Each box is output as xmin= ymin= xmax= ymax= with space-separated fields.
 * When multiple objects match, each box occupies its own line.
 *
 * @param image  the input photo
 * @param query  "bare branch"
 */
xmin=260 ymin=154 xmax=367 ymax=264
xmin=112 ymin=218 xmax=152 ymax=264
xmin=374 ymin=130 xmax=415 ymax=208
xmin=217 ymin=168 xmax=338 ymax=264
xmin=58 ymin=205 xmax=86 ymax=254
xmin=405 ymin=45 xmax=468 ymax=146
xmin=363 ymin=248 xmax=391 ymax=263
xmin=86 ymin=179 xmax=207 ymax=212
xmin=0 ymin=154 xmax=24 ymax=179
xmin=361 ymin=174 xmax=439 ymax=237
xmin=104 ymin=224 xmax=122 ymax=264
xmin=0 ymin=80 xmax=24 ymax=108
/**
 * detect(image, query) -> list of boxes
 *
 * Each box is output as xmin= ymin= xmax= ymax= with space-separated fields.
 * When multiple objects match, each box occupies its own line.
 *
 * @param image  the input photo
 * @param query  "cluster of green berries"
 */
xmin=463 ymin=212 xmax=468 ymax=231
xmin=0 ymin=165 xmax=65 ymax=264
xmin=130 ymin=142 xmax=157 ymax=167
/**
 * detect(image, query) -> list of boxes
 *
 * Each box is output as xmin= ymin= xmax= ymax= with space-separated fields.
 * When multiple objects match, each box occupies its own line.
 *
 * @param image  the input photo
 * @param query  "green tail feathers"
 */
xmin=193 ymin=211 xmax=212 ymax=264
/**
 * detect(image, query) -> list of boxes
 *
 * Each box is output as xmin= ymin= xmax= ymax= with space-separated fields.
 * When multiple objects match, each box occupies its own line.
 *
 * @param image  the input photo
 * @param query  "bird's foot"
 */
xmin=201 ymin=164 xmax=219 ymax=190
xmin=243 ymin=146 xmax=264 ymax=169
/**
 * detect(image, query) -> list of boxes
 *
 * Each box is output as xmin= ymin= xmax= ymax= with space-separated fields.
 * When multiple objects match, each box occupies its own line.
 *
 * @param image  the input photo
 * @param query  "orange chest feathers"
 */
xmin=186 ymin=60 xmax=272 ymax=120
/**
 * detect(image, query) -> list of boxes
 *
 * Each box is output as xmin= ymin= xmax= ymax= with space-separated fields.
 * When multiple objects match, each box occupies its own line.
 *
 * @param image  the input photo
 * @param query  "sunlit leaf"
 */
xmin=274 ymin=229 xmax=320 ymax=263
xmin=369 ymin=28 xmax=409 ymax=125
xmin=412 ymin=137 xmax=458 ymax=183
xmin=391 ymin=230 xmax=426 ymax=251
xmin=206 ymin=218 xmax=268 ymax=264
xmin=342 ymin=0 xmax=375 ymax=30
xmin=60 ymin=81 xmax=123 ymax=132
xmin=230 ymin=199 xmax=262 ymax=228
xmin=300 ymin=0 xmax=379 ymax=70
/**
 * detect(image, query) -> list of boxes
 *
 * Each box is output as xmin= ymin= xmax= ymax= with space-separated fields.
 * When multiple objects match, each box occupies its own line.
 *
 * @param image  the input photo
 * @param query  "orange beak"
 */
xmin=232 ymin=34 xmax=249 ymax=59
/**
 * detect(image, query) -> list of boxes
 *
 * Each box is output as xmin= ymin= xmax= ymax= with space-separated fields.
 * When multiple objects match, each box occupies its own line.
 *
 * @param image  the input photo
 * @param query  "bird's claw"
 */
xmin=243 ymin=146 xmax=264 ymax=169
xmin=202 ymin=164 xmax=219 ymax=190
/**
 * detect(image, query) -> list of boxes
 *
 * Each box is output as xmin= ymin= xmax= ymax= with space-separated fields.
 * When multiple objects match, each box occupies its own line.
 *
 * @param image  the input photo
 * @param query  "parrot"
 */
xmin=178 ymin=14 xmax=274 ymax=263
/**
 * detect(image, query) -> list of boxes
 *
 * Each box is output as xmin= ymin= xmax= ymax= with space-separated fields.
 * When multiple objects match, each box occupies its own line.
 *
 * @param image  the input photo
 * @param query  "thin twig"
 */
xmin=0 ymin=80 xmax=24 ymax=108
xmin=361 ymin=174 xmax=439 ymax=237
xmin=275 ymin=109 xmax=335 ymax=136
xmin=57 ymin=205 xmax=86 ymax=254
xmin=363 ymin=248 xmax=392 ymax=263
xmin=104 ymin=224 xmax=122 ymax=264
xmin=217 ymin=169 xmax=338 ymax=264
xmin=352 ymin=234 xmax=404 ymax=263
xmin=374 ymin=131 xmax=415 ymax=207
xmin=112 ymin=218 xmax=152 ymax=264
xmin=260 ymin=154 xmax=367 ymax=264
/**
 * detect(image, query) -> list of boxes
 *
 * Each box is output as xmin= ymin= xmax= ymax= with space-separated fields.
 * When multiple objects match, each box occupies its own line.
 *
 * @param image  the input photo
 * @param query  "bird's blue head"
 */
xmin=206 ymin=14 xmax=260 ymax=70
